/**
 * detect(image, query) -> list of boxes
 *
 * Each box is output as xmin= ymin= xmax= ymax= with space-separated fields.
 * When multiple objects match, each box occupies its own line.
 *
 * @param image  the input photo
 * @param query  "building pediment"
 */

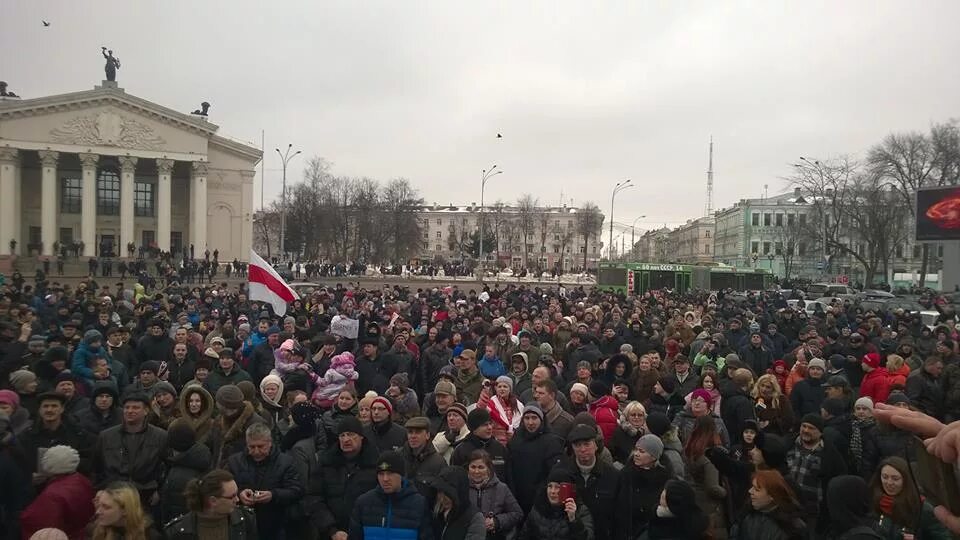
xmin=0 ymin=85 xmax=222 ymax=156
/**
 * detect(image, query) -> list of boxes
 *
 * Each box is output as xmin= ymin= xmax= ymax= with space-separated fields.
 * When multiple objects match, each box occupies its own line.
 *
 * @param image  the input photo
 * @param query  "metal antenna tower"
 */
xmin=704 ymin=136 xmax=714 ymax=217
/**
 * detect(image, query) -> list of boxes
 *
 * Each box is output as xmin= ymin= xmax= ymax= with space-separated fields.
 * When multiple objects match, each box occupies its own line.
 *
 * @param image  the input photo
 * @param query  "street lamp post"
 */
xmin=610 ymin=180 xmax=633 ymax=260
xmin=275 ymin=144 xmax=301 ymax=260
xmin=478 ymin=165 xmax=502 ymax=268
xmin=630 ymin=215 xmax=647 ymax=258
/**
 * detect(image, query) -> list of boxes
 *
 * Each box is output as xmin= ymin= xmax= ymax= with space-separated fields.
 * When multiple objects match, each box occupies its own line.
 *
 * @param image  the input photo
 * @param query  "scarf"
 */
xmin=850 ymin=417 xmax=874 ymax=461
xmin=879 ymin=494 xmax=895 ymax=517
xmin=488 ymin=395 xmax=522 ymax=433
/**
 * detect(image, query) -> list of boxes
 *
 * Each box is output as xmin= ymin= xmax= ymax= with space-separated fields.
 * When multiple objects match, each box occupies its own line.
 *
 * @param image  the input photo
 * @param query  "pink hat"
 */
xmin=0 ymin=389 xmax=20 ymax=409
xmin=690 ymin=388 xmax=714 ymax=407
xmin=279 ymin=339 xmax=296 ymax=352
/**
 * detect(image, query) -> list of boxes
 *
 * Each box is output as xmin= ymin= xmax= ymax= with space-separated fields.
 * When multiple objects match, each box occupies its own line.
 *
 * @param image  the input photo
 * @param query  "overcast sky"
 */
xmin=5 ymin=1 xmax=960 ymax=236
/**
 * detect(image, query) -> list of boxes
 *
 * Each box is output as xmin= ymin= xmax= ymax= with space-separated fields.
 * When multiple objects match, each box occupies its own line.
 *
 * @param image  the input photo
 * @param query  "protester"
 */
xmin=349 ymin=450 xmax=433 ymax=540
xmin=728 ymin=469 xmax=806 ymax=539
xmin=20 ymin=445 xmax=94 ymax=539
xmin=91 ymin=482 xmax=160 ymax=540
xmin=518 ymin=467 xmax=594 ymax=540
xmin=163 ymin=468 xmax=259 ymax=539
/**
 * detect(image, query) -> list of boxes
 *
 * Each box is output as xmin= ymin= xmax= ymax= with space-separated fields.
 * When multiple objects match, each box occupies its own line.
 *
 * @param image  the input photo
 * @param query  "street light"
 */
xmin=630 ymin=215 xmax=647 ymax=258
xmin=610 ymin=180 xmax=633 ymax=260
xmin=478 ymin=165 xmax=502 ymax=268
xmin=275 ymin=144 xmax=301 ymax=259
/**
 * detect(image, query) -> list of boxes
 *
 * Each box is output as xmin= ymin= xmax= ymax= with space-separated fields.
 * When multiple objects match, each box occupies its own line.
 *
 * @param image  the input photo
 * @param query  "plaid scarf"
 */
xmin=850 ymin=417 xmax=875 ymax=463
xmin=786 ymin=438 xmax=825 ymax=513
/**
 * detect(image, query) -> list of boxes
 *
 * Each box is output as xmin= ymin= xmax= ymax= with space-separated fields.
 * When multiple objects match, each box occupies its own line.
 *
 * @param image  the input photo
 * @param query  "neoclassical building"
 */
xmin=0 ymin=81 xmax=261 ymax=261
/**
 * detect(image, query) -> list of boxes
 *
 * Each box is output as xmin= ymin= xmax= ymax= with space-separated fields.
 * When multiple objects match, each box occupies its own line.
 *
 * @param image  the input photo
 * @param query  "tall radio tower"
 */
xmin=704 ymin=136 xmax=714 ymax=217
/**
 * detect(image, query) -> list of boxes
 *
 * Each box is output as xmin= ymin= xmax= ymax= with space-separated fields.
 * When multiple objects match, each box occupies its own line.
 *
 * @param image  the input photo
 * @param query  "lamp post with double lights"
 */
xmin=275 ymin=144 xmax=301 ymax=259
xmin=610 ymin=180 xmax=633 ymax=260
xmin=478 ymin=165 xmax=502 ymax=268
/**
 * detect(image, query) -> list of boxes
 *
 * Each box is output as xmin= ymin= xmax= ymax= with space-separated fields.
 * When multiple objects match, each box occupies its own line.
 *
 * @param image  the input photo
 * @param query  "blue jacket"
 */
xmin=71 ymin=342 xmax=111 ymax=385
xmin=478 ymin=355 xmax=506 ymax=378
xmin=349 ymin=480 xmax=433 ymax=540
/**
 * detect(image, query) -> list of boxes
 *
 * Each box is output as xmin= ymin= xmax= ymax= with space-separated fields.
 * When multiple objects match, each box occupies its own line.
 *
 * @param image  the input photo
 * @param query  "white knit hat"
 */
xmin=40 ymin=445 xmax=80 ymax=476
xmin=29 ymin=529 xmax=68 ymax=540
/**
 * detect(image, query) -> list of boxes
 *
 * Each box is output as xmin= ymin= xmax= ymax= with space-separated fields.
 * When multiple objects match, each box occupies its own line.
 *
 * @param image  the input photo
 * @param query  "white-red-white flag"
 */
xmin=248 ymin=250 xmax=298 ymax=316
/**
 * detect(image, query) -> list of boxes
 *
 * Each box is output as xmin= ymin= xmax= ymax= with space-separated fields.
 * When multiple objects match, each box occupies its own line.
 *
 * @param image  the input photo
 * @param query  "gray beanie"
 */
xmin=635 ymin=434 xmax=664 ymax=461
xmin=521 ymin=404 xmax=544 ymax=422
xmin=153 ymin=380 xmax=177 ymax=398
xmin=215 ymin=384 xmax=245 ymax=409
xmin=40 ymin=445 xmax=80 ymax=476
xmin=539 ymin=342 xmax=553 ymax=356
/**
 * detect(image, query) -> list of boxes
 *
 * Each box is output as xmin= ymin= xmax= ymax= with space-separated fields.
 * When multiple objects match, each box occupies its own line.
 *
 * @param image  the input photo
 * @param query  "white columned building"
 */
xmin=0 ymin=81 xmax=261 ymax=261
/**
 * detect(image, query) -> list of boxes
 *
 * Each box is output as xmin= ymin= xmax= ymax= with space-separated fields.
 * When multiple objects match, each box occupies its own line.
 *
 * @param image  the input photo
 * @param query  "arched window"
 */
xmin=97 ymin=169 xmax=121 ymax=215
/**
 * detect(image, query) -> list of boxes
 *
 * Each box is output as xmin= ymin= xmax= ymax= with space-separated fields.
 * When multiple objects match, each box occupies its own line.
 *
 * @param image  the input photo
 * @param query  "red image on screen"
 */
xmin=925 ymin=195 xmax=960 ymax=229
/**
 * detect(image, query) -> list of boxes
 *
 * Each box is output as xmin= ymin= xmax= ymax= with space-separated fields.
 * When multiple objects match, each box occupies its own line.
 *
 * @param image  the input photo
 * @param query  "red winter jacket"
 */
xmin=588 ymin=395 xmax=620 ymax=445
xmin=20 ymin=472 xmax=95 ymax=540
xmin=859 ymin=367 xmax=893 ymax=405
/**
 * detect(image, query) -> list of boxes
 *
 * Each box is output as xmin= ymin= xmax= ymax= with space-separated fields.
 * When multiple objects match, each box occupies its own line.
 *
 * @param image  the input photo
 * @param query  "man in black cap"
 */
xmin=555 ymin=423 xmax=619 ymax=540
xmin=355 ymin=336 xmax=397 ymax=396
xmin=95 ymin=392 xmax=168 ymax=503
xmin=400 ymin=416 xmax=446 ymax=496
xmin=349 ymin=450 xmax=433 ymax=540
xmin=18 ymin=391 xmax=94 ymax=476
xmin=507 ymin=404 xmax=565 ymax=513
xmin=450 ymin=408 xmax=509 ymax=482
xmin=310 ymin=416 xmax=379 ymax=540
xmin=785 ymin=413 xmax=847 ymax=534
xmin=136 ymin=318 xmax=173 ymax=371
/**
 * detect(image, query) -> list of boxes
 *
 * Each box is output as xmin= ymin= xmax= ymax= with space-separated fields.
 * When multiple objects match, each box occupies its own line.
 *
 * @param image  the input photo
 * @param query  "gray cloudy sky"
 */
xmin=5 ymin=1 xmax=960 ymax=234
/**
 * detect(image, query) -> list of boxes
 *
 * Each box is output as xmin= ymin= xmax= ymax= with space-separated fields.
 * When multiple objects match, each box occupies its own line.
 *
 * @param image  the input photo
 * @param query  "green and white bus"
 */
xmin=598 ymin=262 xmax=772 ymax=294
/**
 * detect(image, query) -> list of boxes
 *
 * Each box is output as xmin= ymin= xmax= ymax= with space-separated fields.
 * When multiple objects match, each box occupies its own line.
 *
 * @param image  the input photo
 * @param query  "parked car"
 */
xmin=806 ymin=283 xmax=857 ymax=299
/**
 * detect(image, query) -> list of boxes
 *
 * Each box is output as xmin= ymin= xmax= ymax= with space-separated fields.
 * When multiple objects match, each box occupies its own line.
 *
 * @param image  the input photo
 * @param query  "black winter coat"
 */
xmin=729 ymin=508 xmax=806 ymax=540
xmin=451 ymin=433 xmax=510 ymax=483
xmin=861 ymin=425 xmax=913 ymax=477
xmin=18 ymin=420 xmax=95 ymax=475
xmin=507 ymin=424 xmax=565 ymax=512
xmin=95 ymin=423 xmax=168 ymax=491
xmin=614 ymin=463 xmax=669 ymax=540
xmin=557 ymin=458 xmax=619 ymax=540
xmin=136 ymin=334 xmax=173 ymax=369
xmin=348 ymin=481 xmax=433 ymax=540
xmin=163 ymin=507 xmax=258 ymax=540
xmin=790 ymin=376 xmax=826 ymax=417
xmin=227 ymin=447 xmax=303 ymax=539
xmin=309 ymin=439 xmax=380 ymax=538
xmin=401 ymin=442 xmax=447 ymax=497
xmin=519 ymin=498 xmax=594 ymax=540
xmin=721 ymin=387 xmax=757 ymax=447
xmin=355 ymin=354 xmax=398 ymax=396
xmin=160 ymin=442 xmax=212 ymax=523
xmin=365 ymin=419 xmax=407 ymax=453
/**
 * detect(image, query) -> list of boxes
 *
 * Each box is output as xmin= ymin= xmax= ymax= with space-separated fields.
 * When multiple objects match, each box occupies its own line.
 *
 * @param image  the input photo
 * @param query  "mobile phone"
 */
xmin=558 ymin=482 xmax=576 ymax=502
xmin=912 ymin=436 xmax=960 ymax=514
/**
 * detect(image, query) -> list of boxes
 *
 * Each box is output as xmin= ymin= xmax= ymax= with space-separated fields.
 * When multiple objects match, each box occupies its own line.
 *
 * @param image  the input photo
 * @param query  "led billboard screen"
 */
xmin=917 ymin=186 xmax=960 ymax=241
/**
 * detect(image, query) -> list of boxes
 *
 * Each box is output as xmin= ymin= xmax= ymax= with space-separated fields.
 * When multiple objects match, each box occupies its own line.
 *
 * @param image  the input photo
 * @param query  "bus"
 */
xmin=598 ymin=262 xmax=773 ymax=294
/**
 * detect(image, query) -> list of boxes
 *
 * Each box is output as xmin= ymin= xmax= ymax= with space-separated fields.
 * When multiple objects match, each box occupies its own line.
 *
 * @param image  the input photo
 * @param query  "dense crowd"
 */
xmin=0 ymin=275 xmax=959 ymax=540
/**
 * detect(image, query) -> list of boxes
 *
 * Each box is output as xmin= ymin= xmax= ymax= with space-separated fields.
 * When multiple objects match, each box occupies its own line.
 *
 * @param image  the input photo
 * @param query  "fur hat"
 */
xmin=8 ymin=370 xmax=36 ymax=393
xmin=467 ymin=408 xmax=491 ymax=432
xmin=39 ymin=445 xmax=80 ymax=476
xmin=337 ymin=415 xmax=365 ymax=436
xmin=139 ymin=360 xmax=161 ymax=375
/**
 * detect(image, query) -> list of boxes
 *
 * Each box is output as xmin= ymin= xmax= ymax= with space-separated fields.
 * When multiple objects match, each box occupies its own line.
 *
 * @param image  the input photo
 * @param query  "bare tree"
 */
xmin=868 ymin=122 xmax=960 ymax=286
xmin=774 ymin=216 xmax=806 ymax=281
xmin=551 ymin=221 xmax=576 ymax=273
xmin=515 ymin=194 xmax=538 ymax=269
xmin=575 ymin=202 xmax=604 ymax=272
xmin=382 ymin=177 xmax=425 ymax=263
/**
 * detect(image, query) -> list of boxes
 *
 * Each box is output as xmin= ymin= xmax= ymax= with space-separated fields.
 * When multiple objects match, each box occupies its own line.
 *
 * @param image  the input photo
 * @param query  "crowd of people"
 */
xmin=0 ymin=274 xmax=959 ymax=540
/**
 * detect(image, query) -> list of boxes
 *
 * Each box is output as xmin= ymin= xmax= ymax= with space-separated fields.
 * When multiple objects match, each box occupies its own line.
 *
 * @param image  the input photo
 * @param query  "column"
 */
xmin=0 ymin=148 xmax=19 ymax=255
xmin=191 ymin=161 xmax=208 ymax=251
xmin=119 ymin=156 xmax=137 ymax=254
xmin=156 ymin=158 xmax=174 ymax=252
xmin=240 ymin=170 xmax=254 ymax=260
xmin=78 ymin=153 xmax=99 ymax=257
xmin=38 ymin=150 xmax=59 ymax=256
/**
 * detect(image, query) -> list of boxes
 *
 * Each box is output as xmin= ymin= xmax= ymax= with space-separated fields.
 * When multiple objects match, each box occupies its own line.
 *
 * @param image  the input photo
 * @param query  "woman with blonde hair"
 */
xmin=610 ymin=401 xmax=648 ymax=465
xmin=751 ymin=373 xmax=795 ymax=436
xmin=92 ymin=482 xmax=160 ymax=540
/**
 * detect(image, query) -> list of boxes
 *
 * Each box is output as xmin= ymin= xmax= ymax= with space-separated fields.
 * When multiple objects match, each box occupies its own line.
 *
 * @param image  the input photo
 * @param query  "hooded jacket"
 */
xmin=430 ymin=467 xmax=485 ymax=540
xmin=177 ymin=385 xmax=215 ymax=444
xmin=588 ymin=395 xmax=620 ymax=445
xmin=160 ymin=442 xmax=212 ymax=523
